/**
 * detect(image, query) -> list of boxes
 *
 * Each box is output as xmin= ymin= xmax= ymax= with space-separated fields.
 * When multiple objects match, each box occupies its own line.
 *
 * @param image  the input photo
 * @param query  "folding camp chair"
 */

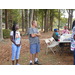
xmin=50 ymin=37 xmax=60 ymax=51
xmin=45 ymin=39 xmax=57 ymax=55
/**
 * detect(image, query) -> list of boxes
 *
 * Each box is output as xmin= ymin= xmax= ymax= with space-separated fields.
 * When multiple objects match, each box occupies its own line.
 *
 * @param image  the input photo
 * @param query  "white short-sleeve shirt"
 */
xmin=71 ymin=26 xmax=75 ymax=51
xmin=10 ymin=31 xmax=21 ymax=44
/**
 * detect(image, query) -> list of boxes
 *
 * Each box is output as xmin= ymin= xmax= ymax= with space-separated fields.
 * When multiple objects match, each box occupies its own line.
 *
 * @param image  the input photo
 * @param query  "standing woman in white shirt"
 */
xmin=10 ymin=24 xmax=21 ymax=65
xmin=71 ymin=20 xmax=75 ymax=65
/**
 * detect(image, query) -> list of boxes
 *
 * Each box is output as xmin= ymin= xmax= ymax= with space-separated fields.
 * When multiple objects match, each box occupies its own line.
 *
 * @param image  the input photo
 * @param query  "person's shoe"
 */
xmin=34 ymin=61 xmax=41 ymax=65
xmin=16 ymin=63 xmax=20 ymax=65
xmin=30 ymin=63 xmax=33 ymax=65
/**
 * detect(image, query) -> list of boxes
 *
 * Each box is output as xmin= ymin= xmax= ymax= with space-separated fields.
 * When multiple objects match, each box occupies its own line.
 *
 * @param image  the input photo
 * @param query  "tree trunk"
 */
xmin=47 ymin=10 xmax=49 ymax=31
xmin=44 ymin=9 xmax=48 ymax=32
xmin=36 ymin=9 xmax=37 ymax=21
xmin=49 ymin=10 xmax=51 ymax=31
xmin=10 ymin=20 xmax=12 ymax=30
xmin=29 ymin=9 xmax=33 ymax=28
xmin=68 ymin=9 xmax=70 ymax=30
xmin=51 ymin=13 xmax=53 ymax=31
xmin=58 ymin=9 xmax=60 ymax=30
xmin=33 ymin=9 xmax=35 ymax=20
xmin=67 ymin=9 xmax=73 ymax=30
xmin=41 ymin=11 xmax=43 ymax=31
xmin=22 ymin=9 xmax=24 ymax=32
xmin=50 ymin=11 xmax=53 ymax=31
xmin=8 ymin=14 xmax=12 ymax=30
xmin=50 ymin=12 xmax=53 ymax=31
xmin=70 ymin=9 xmax=73 ymax=30
xmin=45 ymin=9 xmax=48 ymax=32
xmin=0 ymin=9 xmax=3 ymax=41
xmin=44 ymin=10 xmax=46 ymax=32
xmin=5 ymin=9 xmax=8 ymax=29
xmin=25 ymin=9 xmax=29 ymax=35
xmin=68 ymin=18 xmax=69 ymax=30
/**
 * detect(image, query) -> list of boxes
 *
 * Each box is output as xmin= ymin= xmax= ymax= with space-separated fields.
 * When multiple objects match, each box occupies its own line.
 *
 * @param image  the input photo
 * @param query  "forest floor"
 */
xmin=0 ymin=30 xmax=74 ymax=65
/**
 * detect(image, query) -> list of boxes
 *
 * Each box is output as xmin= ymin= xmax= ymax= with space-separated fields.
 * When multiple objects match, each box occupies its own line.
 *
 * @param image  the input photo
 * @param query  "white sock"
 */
xmin=35 ymin=58 xmax=38 ymax=62
xmin=30 ymin=60 xmax=32 ymax=63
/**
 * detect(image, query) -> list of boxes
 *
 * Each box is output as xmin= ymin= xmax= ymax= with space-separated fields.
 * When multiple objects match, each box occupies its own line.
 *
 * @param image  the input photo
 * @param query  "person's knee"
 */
xmin=16 ymin=52 xmax=20 ymax=59
xmin=12 ymin=44 xmax=20 ymax=60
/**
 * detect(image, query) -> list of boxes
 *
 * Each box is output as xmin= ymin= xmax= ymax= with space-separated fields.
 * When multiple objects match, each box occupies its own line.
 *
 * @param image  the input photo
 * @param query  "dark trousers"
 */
xmin=55 ymin=39 xmax=58 ymax=41
xmin=73 ymin=50 xmax=75 ymax=65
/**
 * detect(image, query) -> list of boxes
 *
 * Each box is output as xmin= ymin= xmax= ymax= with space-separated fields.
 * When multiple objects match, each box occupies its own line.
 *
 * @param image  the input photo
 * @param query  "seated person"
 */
xmin=62 ymin=26 xmax=70 ymax=34
xmin=52 ymin=29 xmax=59 ymax=41
xmin=57 ymin=29 xmax=61 ymax=35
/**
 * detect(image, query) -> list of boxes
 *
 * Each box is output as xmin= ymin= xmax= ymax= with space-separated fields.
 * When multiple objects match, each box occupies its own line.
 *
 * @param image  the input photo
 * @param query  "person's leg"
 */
xmin=73 ymin=50 xmax=75 ymax=65
xmin=35 ymin=43 xmax=40 ymax=61
xmin=12 ymin=61 xmax=14 ymax=65
xmin=30 ymin=44 xmax=36 ymax=64
xmin=34 ymin=43 xmax=41 ymax=65
xmin=30 ymin=54 xmax=33 ymax=64
xmin=16 ymin=45 xmax=21 ymax=65
xmin=55 ymin=39 xmax=58 ymax=41
xmin=35 ymin=52 xmax=38 ymax=62
xmin=12 ymin=44 xmax=17 ymax=65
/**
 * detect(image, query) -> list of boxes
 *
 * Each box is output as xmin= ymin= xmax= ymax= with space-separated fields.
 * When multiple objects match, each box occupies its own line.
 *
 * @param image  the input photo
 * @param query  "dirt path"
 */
xmin=0 ymin=31 xmax=73 ymax=65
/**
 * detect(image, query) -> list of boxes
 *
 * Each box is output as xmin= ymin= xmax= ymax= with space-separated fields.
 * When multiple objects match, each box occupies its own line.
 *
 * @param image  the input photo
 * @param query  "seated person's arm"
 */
xmin=62 ymin=30 xmax=64 ymax=34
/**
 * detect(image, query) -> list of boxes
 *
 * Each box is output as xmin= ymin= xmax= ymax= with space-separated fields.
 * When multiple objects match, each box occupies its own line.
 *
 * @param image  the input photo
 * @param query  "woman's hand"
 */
xmin=15 ymin=44 xmax=21 ymax=46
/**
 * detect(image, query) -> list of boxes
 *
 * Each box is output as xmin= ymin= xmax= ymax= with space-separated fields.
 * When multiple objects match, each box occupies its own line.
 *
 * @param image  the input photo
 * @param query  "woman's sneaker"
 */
xmin=16 ymin=63 xmax=20 ymax=65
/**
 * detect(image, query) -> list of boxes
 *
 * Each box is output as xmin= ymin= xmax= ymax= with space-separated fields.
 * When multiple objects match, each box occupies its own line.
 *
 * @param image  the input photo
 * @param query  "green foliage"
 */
xmin=2 ymin=9 xmax=22 ymax=28
xmin=3 ymin=29 xmax=11 ymax=38
xmin=8 ymin=9 xmax=22 ymax=24
xmin=37 ymin=25 xmax=41 ymax=29
xmin=2 ymin=18 xmax=5 ymax=23
xmin=37 ymin=9 xmax=44 ymax=26
xmin=37 ymin=9 xmax=67 ymax=30
xmin=53 ymin=17 xmax=68 ymax=29
xmin=1 ymin=9 xmax=68 ymax=31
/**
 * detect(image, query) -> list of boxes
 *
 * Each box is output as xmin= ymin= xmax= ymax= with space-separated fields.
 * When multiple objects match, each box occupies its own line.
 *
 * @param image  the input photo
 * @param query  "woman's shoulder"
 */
xmin=10 ymin=31 xmax=13 ymax=36
xmin=10 ymin=31 xmax=13 ymax=33
xmin=10 ymin=31 xmax=20 ymax=33
xmin=10 ymin=31 xmax=13 ymax=32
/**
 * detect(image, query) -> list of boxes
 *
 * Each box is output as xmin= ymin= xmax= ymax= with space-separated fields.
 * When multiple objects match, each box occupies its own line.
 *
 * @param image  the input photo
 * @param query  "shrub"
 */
xmin=3 ymin=29 xmax=11 ymax=38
